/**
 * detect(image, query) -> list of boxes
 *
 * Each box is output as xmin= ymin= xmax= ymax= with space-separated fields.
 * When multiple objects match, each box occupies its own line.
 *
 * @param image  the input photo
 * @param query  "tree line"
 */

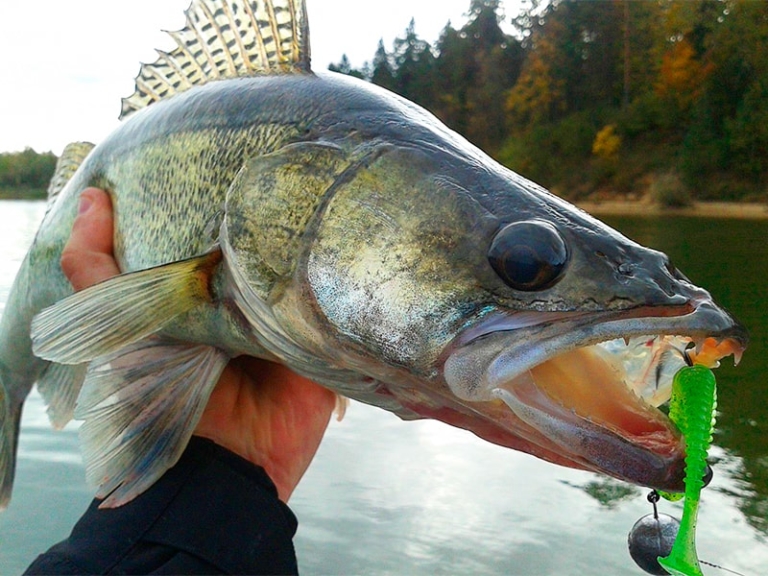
xmin=330 ymin=0 xmax=768 ymax=204
xmin=0 ymin=149 xmax=57 ymax=199
xmin=2 ymin=1 xmax=765 ymax=203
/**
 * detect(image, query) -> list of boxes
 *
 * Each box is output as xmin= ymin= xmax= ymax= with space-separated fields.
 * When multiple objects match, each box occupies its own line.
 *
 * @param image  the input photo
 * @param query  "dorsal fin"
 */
xmin=46 ymin=142 xmax=95 ymax=200
xmin=120 ymin=0 xmax=311 ymax=120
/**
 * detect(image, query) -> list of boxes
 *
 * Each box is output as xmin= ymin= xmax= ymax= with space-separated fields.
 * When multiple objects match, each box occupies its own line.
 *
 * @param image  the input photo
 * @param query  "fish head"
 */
xmin=230 ymin=138 xmax=747 ymax=492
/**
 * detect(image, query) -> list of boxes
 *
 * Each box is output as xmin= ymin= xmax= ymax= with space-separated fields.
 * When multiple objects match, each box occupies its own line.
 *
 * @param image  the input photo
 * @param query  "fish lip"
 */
xmin=442 ymin=300 xmax=747 ymax=490
xmin=490 ymin=377 xmax=687 ymax=491
xmin=449 ymin=301 xmax=747 ymax=391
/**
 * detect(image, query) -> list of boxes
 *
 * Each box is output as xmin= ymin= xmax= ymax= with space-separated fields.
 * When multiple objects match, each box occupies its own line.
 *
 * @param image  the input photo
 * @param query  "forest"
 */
xmin=0 ymin=149 xmax=57 ymax=199
xmin=2 ymin=0 xmax=766 ymax=204
xmin=331 ymin=0 xmax=768 ymax=205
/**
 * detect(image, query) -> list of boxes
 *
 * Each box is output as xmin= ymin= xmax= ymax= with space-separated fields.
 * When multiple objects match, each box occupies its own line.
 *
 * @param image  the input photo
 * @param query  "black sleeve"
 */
xmin=24 ymin=436 xmax=299 ymax=575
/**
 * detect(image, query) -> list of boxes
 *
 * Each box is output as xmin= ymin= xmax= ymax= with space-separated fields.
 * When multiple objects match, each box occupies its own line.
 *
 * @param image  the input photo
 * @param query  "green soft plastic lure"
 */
xmin=657 ymin=364 xmax=717 ymax=576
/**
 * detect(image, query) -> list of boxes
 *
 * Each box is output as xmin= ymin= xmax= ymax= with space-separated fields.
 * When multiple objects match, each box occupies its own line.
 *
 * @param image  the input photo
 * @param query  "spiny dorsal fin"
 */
xmin=47 ymin=142 xmax=95 ymax=200
xmin=120 ymin=0 xmax=311 ymax=120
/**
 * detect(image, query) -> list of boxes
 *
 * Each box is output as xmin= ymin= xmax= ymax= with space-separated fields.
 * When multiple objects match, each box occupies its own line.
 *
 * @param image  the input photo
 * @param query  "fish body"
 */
xmin=0 ymin=0 xmax=746 ymax=509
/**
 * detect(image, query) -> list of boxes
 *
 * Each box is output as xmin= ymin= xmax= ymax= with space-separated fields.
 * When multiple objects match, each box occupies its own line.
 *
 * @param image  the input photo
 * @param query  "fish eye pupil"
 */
xmin=502 ymin=245 xmax=543 ymax=285
xmin=488 ymin=221 xmax=568 ymax=291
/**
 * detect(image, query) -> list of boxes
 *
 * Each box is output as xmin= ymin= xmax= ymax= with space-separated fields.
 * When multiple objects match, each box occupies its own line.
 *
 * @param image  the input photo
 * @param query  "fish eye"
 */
xmin=488 ymin=221 xmax=569 ymax=291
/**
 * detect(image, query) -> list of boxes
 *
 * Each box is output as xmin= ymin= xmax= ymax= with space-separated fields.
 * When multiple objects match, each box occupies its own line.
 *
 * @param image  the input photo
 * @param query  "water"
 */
xmin=0 ymin=201 xmax=765 ymax=575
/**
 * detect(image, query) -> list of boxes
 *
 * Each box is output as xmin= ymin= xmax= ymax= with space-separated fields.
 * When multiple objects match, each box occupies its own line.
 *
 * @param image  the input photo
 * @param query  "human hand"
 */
xmin=61 ymin=188 xmax=337 ymax=502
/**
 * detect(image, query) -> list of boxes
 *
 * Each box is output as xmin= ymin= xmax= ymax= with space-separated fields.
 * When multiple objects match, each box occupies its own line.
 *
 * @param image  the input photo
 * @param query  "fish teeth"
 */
xmin=733 ymin=348 xmax=744 ymax=366
xmin=623 ymin=336 xmax=631 ymax=347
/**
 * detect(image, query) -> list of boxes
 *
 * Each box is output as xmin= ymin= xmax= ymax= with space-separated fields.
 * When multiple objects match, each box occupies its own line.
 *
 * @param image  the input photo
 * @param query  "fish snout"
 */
xmin=652 ymin=458 xmax=714 ymax=494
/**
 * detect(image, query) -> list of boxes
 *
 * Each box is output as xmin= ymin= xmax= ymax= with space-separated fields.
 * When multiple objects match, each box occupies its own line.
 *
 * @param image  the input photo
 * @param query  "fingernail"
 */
xmin=78 ymin=192 xmax=93 ymax=215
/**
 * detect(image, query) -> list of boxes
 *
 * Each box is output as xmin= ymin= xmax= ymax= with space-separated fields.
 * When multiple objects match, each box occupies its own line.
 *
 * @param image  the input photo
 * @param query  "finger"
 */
xmin=60 ymin=188 xmax=121 ymax=291
xmin=194 ymin=357 xmax=336 ymax=501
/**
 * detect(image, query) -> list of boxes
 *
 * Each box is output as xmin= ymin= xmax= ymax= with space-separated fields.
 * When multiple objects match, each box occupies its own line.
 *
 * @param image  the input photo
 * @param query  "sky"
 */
xmin=0 ymin=0 xmax=519 ymax=155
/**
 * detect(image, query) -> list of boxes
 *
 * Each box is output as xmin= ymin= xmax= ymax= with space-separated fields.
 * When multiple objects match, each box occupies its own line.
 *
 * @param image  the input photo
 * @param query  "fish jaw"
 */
xmin=439 ymin=300 xmax=747 ymax=491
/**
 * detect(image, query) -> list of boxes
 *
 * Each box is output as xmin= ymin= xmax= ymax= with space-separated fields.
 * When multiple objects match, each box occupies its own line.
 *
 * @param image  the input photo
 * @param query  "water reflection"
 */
xmin=0 ymin=203 xmax=765 ymax=575
xmin=0 ymin=201 xmax=44 ymax=310
xmin=565 ymin=478 xmax=640 ymax=509
xmin=293 ymin=403 xmax=767 ymax=575
xmin=603 ymin=216 xmax=768 ymax=540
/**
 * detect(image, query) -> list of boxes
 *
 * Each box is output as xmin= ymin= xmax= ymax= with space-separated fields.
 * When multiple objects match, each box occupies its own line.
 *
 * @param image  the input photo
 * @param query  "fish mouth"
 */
xmin=442 ymin=301 xmax=747 ymax=492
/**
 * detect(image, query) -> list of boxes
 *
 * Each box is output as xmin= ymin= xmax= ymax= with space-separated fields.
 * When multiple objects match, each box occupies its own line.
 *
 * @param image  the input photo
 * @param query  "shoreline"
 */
xmin=575 ymin=200 xmax=768 ymax=220
xmin=2 ymin=195 xmax=766 ymax=220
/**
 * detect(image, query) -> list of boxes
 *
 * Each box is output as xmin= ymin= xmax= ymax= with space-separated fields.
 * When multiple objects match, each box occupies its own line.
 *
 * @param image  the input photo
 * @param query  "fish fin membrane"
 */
xmin=0 ymin=393 xmax=22 ymax=511
xmin=76 ymin=337 xmax=228 ymax=508
xmin=46 ymin=142 xmax=95 ymax=201
xmin=31 ymin=250 xmax=222 ymax=365
xmin=120 ymin=0 xmax=311 ymax=120
xmin=36 ymin=363 xmax=88 ymax=430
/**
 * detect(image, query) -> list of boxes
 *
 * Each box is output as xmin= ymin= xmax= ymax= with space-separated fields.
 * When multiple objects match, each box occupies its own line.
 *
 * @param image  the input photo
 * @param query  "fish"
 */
xmin=0 ymin=0 xmax=747 ymax=510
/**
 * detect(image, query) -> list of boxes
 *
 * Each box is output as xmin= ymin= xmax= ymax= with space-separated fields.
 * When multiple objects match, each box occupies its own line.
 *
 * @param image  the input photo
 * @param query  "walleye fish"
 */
xmin=0 ymin=0 xmax=747 ymax=509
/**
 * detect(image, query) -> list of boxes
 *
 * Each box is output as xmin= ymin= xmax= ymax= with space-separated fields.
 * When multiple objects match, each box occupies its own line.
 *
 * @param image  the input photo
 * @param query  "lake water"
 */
xmin=0 ymin=201 xmax=765 ymax=575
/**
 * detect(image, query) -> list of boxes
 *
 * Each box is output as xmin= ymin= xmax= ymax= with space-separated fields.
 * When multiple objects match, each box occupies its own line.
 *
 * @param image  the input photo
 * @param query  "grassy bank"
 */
xmin=577 ymin=199 xmax=768 ymax=220
xmin=0 ymin=187 xmax=47 ymax=200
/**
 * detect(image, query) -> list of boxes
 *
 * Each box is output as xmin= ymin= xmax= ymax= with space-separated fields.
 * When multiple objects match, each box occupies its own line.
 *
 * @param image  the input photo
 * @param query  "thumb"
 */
xmin=60 ymin=188 xmax=121 ymax=291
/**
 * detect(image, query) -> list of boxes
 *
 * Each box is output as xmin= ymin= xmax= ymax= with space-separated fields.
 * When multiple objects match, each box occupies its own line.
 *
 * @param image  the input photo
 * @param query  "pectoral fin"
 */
xmin=31 ymin=250 xmax=222 ymax=365
xmin=76 ymin=337 xmax=228 ymax=508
